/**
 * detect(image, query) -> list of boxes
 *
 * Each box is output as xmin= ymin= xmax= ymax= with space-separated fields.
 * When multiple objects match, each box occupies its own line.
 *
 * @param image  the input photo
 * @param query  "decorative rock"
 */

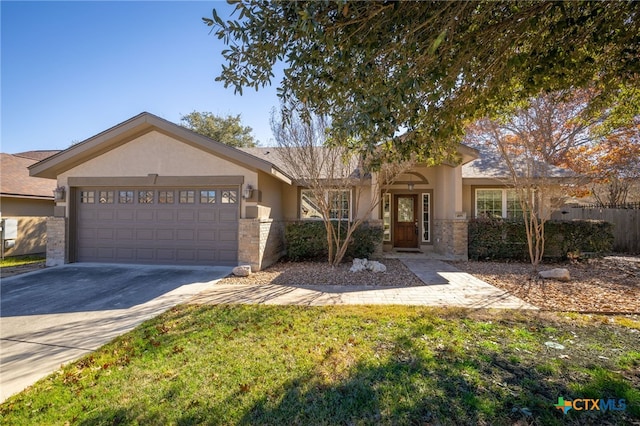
xmin=232 ymin=265 xmax=252 ymax=277
xmin=366 ymin=260 xmax=387 ymax=273
xmin=349 ymin=258 xmax=368 ymax=273
xmin=544 ymin=341 xmax=565 ymax=350
xmin=350 ymin=258 xmax=386 ymax=273
xmin=539 ymin=268 xmax=570 ymax=282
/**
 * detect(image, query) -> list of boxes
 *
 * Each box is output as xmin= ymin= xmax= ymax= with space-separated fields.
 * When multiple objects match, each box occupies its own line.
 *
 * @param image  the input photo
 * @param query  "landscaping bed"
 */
xmin=224 ymin=258 xmax=425 ymax=287
xmin=451 ymin=256 xmax=640 ymax=314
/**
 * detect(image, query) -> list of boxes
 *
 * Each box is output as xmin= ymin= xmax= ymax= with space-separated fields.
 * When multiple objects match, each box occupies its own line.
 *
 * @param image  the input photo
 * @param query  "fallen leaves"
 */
xmin=452 ymin=256 xmax=640 ymax=313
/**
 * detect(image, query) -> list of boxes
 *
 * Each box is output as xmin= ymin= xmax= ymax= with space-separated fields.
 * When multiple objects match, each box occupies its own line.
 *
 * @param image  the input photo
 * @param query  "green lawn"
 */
xmin=0 ymin=255 xmax=45 ymax=268
xmin=1 ymin=306 xmax=638 ymax=425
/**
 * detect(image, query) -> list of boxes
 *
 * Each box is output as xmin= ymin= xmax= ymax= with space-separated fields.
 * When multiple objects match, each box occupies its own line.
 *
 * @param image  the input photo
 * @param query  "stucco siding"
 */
xmin=256 ymin=171 xmax=284 ymax=220
xmin=282 ymin=185 xmax=299 ymax=220
xmin=1 ymin=216 xmax=48 ymax=257
xmin=0 ymin=197 xmax=54 ymax=217
xmin=58 ymin=131 xmax=258 ymax=187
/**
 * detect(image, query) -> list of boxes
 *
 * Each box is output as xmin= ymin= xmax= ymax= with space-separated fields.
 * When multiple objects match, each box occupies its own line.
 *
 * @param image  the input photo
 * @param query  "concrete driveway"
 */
xmin=0 ymin=263 xmax=231 ymax=402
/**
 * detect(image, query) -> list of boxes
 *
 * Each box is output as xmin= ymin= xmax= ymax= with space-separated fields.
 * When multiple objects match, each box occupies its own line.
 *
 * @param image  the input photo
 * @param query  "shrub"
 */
xmin=468 ymin=218 xmax=614 ymax=261
xmin=285 ymin=221 xmax=383 ymax=262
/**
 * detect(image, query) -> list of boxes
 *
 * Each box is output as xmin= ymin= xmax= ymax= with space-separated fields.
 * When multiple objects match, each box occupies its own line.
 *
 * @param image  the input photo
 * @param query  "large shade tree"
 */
xmin=205 ymin=1 xmax=639 ymax=161
xmin=180 ymin=111 xmax=257 ymax=147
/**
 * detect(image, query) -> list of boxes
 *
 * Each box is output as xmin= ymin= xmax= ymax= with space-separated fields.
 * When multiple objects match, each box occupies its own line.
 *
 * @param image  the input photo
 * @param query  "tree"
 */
xmin=271 ymin=106 xmax=411 ymax=266
xmin=206 ymin=1 xmax=638 ymax=161
xmin=464 ymin=94 xmax=582 ymax=268
xmin=180 ymin=111 xmax=257 ymax=147
xmin=564 ymin=117 xmax=640 ymax=206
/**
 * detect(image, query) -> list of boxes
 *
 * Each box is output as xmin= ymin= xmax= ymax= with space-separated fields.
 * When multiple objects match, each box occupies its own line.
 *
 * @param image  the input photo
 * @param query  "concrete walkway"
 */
xmin=191 ymin=259 xmax=537 ymax=310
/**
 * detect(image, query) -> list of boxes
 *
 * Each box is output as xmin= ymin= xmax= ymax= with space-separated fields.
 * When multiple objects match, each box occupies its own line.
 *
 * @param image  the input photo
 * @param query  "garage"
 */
xmin=74 ymin=186 xmax=239 ymax=265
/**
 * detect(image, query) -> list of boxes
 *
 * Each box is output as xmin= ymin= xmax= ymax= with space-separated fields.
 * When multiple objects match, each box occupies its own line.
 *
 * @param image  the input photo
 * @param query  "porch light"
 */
xmin=407 ymin=182 xmax=414 ymax=191
xmin=53 ymin=186 xmax=66 ymax=201
xmin=242 ymin=184 xmax=254 ymax=200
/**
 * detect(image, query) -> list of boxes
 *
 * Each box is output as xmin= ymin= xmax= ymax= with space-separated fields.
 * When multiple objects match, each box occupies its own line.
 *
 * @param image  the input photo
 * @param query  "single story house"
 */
xmin=29 ymin=112 xmax=565 ymax=270
xmin=1 ymin=151 xmax=59 ymax=256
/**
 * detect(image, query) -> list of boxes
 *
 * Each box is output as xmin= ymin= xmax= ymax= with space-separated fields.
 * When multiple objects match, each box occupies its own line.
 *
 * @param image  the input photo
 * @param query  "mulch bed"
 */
xmin=450 ymin=256 xmax=640 ymax=314
xmin=222 ymin=258 xmax=425 ymax=287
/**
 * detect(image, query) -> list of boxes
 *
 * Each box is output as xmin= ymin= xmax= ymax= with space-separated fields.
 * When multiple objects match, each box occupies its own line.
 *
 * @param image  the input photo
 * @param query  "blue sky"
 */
xmin=1 ymin=1 xmax=282 ymax=154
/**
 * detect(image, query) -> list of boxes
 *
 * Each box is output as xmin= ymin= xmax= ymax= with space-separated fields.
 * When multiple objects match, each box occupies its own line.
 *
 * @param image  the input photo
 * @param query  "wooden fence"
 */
xmin=551 ymin=205 xmax=640 ymax=253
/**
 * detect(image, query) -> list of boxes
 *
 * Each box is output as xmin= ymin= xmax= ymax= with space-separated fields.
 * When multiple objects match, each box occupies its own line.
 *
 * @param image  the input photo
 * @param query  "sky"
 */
xmin=1 ymin=1 xmax=282 ymax=154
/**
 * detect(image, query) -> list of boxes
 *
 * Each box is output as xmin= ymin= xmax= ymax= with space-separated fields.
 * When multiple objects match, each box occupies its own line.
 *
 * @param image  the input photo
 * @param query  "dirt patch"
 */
xmin=222 ymin=258 xmax=425 ymax=287
xmin=0 ymin=262 xmax=46 ymax=278
xmin=450 ymin=256 xmax=640 ymax=314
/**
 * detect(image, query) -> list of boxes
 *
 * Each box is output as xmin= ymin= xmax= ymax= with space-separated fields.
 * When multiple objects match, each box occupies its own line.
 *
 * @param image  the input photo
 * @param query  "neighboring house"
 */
xmin=30 ymin=112 xmax=563 ymax=270
xmin=1 ymin=151 xmax=60 ymax=256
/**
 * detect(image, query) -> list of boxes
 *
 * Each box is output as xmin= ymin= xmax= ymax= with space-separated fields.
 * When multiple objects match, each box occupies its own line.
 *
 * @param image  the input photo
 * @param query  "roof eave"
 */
xmin=29 ymin=112 xmax=294 ymax=183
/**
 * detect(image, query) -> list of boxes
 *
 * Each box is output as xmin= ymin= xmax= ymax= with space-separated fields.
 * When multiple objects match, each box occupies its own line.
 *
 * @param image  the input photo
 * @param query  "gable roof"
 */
xmin=462 ymin=149 xmax=576 ymax=181
xmin=1 ymin=153 xmax=57 ymax=199
xmin=28 ymin=112 xmax=293 ymax=184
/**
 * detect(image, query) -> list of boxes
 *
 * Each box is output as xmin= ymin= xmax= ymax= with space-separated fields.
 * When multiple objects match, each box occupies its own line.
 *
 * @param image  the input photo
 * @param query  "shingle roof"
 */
xmin=1 ymin=153 xmax=57 ymax=198
xmin=462 ymin=149 xmax=576 ymax=180
xmin=13 ymin=150 xmax=61 ymax=161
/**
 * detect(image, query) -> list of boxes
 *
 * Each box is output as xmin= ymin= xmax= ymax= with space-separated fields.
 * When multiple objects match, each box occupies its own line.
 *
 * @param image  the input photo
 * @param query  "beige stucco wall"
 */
xmin=462 ymin=184 xmax=472 ymax=218
xmin=0 ymin=197 xmax=54 ymax=217
xmin=1 ymin=216 xmax=48 ymax=256
xmin=58 ymin=131 xmax=257 ymax=183
xmin=255 ymin=171 xmax=284 ymax=220
xmin=56 ymin=130 xmax=259 ymax=219
xmin=279 ymin=163 xmax=463 ymax=223
xmin=281 ymin=184 xmax=299 ymax=221
xmin=58 ymin=131 xmax=258 ymax=187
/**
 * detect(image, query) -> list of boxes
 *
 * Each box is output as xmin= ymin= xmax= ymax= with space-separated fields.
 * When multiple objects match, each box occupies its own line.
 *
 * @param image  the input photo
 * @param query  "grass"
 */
xmin=0 ymin=254 xmax=45 ymax=268
xmin=1 ymin=306 xmax=639 ymax=425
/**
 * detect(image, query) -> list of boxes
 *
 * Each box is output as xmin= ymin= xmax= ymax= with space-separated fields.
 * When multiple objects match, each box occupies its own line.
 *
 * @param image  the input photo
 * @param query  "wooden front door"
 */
xmin=393 ymin=194 xmax=419 ymax=248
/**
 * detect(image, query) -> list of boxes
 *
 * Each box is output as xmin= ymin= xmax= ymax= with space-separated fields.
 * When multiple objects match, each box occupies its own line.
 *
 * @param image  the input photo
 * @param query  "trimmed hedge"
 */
xmin=285 ymin=221 xmax=383 ymax=262
xmin=468 ymin=218 xmax=614 ymax=261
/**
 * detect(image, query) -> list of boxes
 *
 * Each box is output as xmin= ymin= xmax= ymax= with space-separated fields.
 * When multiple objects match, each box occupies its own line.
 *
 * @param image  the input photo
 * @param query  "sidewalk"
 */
xmin=191 ymin=259 xmax=537 ymax=310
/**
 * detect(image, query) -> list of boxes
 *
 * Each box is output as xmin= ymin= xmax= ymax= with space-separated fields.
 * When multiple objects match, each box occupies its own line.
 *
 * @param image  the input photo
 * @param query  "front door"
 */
xmin=393 ymin=194 xmax=419 ymax=248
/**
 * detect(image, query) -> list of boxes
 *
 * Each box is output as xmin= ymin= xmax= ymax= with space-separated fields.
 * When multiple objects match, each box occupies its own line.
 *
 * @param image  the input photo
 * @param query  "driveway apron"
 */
xmin=0 ymin=263 xmax=231 ymax=402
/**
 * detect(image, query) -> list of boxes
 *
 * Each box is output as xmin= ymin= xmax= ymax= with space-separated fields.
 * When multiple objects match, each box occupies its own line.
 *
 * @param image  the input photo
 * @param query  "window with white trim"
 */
xmin=300 ymin=189 xmax=351 ymax=220
xmin=422 ymin=193 xmax=430 ymax=242
xmin=382 ymin=193 xmax=391 ymax=242
xmin=475 ymin=189 xmax=524 ymax=219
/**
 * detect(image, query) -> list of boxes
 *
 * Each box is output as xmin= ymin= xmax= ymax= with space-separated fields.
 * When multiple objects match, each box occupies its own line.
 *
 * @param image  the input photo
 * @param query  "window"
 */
xmin=506 ymin=190 xmax=524 ymax=220
xmin=158 ymin=191 xmax=174 ymax=204
xmin=200 ymin=190 xmax=216 ymax=204
xmin=80 ymin=191 xmax=95 ymax=203
xmin=221 ymin=190 xmax=237 ymax=204
xmin=300 ymin=190 xmax=323 ymax=219
xmin=329 ymin=190 xmax=350 ymax=220
xmin=300 ymin=189 xmax=351 ymax=220
xmin=98 ymin=191 xmax=114 ymax=204
xmin=119 ymin=190 xmax=134 ymax=204
xmin=179 ymin=190 xmax=195 ymax=204
xmin=476 ymin=189 xmax=524 ymax=219
xmin=138 ymin=190 xmax=154 ymax=204
xmin=422 ymin=193 xmax=430 ymax=242
xmin=382 ymin=193 xmax=391 ymax=242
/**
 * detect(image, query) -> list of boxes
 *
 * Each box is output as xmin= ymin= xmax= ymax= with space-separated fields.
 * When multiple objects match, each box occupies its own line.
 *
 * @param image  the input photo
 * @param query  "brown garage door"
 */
xmin=75 ymin=187 xmax=239 ymax=265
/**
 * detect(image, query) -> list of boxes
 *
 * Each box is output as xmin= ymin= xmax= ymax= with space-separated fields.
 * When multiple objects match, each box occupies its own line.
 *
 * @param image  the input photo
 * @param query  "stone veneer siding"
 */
xmin=46 ymin=217 xmax=67 ymax=267
xmin=238 ymin=219 xmax=286 ymax=271
xmin=432 ymin=219 xmax=468 ymax=260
